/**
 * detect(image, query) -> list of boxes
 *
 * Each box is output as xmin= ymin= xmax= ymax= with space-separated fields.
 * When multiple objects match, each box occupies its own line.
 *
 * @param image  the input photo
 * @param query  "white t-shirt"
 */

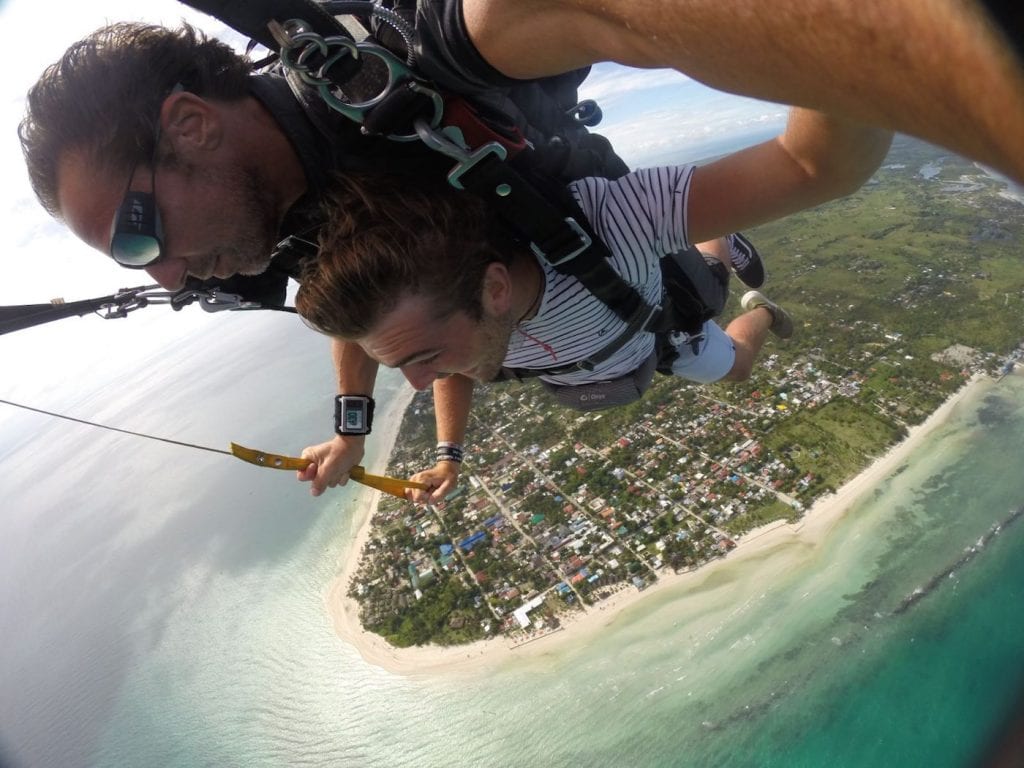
xmin=503 ymin=165 xmax=696 ymax=385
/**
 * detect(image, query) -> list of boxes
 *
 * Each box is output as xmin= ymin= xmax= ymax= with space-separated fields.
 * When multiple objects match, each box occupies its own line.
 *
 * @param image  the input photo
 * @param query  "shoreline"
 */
xmin=327 ymin=372 xmax=992 ymax=678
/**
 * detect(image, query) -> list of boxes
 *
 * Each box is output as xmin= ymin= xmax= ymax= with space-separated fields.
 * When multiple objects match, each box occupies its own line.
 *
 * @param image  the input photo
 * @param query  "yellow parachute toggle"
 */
xmin=229 ymin=442 xmax=428 ymax=499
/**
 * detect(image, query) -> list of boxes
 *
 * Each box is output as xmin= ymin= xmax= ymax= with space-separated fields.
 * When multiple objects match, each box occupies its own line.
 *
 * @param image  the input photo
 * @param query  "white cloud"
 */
xmin=585 ymin=88 xmax=788 ymax=166
xmin=579 ymin=65 xmax=694 ymax=106
xmin=567 ymin=60 xmax=790 ymax=166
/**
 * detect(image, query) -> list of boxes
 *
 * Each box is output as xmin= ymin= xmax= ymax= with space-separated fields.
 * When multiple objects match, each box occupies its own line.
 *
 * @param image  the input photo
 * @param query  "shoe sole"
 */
xmin=741 ymin=290 xmax=794 ymax=339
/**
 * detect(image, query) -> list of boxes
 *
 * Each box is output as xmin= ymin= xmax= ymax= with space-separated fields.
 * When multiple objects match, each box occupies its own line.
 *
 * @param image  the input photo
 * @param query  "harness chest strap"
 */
xmin=183 ymin=0 xmax=696 ymax=348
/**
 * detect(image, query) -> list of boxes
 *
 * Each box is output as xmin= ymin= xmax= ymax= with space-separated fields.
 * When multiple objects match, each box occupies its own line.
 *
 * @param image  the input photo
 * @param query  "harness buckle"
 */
xmin=530 ymin=217 xmax=593 ymax=267
xmin=199 ymin=289 xmax=262 ymax=312
xmin=168 ymin=288 xmax=261 ymax=313
xmin=413 ymin=120 xmax=508 ymax=190
xmin=568 ymin=99 xmax=603 ymax=127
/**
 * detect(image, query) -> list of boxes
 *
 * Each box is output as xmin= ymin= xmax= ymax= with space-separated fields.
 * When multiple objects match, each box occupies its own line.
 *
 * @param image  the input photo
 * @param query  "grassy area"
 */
xmin=746 ymin=143 xmax=1024 ymax=362
xmin=763 ymin=399 xmax=904 ymax=490
xmin=723 ymin=499 xmax=797 ymax=535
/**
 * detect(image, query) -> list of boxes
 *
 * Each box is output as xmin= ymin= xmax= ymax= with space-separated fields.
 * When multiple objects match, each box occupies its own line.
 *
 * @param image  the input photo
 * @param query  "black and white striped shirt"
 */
xmin=504 ymin=165 xmax=696 ymax=385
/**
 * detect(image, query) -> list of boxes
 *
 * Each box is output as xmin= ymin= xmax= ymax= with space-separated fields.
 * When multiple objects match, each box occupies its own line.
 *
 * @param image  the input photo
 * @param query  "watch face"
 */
xmin=336 ymin=396 xmax=371 ymax=435
xmin=345 ymin=408 xmax=364 ymax=430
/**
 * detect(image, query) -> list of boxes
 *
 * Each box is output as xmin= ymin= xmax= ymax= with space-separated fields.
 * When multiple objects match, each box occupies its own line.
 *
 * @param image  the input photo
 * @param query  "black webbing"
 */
xmin=457 ymin=153 xmax=662 ymax=329
xmin=0 ymin=298 xmax=112 ymax=336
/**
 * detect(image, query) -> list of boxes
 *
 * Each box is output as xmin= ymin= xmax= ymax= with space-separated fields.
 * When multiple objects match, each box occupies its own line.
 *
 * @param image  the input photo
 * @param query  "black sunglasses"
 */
xmin=107 ymin=84 xmax=183 ymax=269
xmin=109 ymin=195 xmax=163 ymax=269
xmin=109 ymin=158 xmax=164 ymax=269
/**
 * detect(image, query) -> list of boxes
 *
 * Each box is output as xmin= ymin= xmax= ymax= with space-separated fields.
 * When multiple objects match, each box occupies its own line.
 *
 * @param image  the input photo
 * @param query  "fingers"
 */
xmin=296 ymin=463 xmax=330 ymax=497
xmin=405 ymin=485 xmax=433 ymax=505
xmin=297 ymin=455 xmax=328 ymax=497
xmin=405 ymin=483 xmax=449 ymax=505
xmin=310 ymin=462 xmax=349 ymax=498
xmin=405 ymin=463 xmax=461 ymax=505
xmin=296 ymin=436 xmax=365 ymax=497
xmin=427 ymin=476 xmax=456 ymax=504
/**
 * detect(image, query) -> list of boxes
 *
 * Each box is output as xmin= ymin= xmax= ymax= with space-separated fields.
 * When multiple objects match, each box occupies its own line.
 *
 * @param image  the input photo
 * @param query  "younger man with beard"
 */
xmin=296 ymin=169 xmax=795 ymax=503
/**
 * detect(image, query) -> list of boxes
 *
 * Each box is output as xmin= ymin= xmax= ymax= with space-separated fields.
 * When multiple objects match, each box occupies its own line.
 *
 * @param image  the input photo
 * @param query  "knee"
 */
xmin=723 ymin=351 xmax=754 ymax=381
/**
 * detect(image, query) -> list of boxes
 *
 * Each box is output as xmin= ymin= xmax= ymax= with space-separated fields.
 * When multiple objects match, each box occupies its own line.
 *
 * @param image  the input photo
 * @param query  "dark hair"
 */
xmin=296 ymin=174 xmax=514 ymax=339
xmin=19 ymin=22 xmax=253 ymax=217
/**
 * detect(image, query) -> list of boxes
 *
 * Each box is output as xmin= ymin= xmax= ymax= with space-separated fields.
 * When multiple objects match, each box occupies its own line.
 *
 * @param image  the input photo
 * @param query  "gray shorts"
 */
xmin=668 ymin=320 xmax=735 ymax=383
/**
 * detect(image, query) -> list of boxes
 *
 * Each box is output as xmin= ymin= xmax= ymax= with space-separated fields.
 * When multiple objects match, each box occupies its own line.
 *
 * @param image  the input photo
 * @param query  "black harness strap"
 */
xmin=177 ymin=0 xmax=707 ymax=367
xmin=181 ymin=0 xmax=353 ymax=57
xmin=457 ymin=153 xmax=660 ymax=326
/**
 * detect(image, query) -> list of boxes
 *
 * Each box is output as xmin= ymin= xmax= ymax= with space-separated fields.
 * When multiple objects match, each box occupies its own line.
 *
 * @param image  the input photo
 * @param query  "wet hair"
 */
xmin=19 ymin=22 xmax=253 ymax=217
xmin=296 ymin=173 xmax=514 ymax=339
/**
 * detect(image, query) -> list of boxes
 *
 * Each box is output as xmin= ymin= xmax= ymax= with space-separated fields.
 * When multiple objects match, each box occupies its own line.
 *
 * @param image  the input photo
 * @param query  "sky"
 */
xmin=0 ymin=0 xmax=787 ymax=412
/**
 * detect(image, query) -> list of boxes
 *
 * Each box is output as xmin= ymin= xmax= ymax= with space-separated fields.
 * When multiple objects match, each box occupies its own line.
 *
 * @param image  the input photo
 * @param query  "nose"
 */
xmin=144 ymin=259 xmax=187 ymax=291
xmin=401 ymin=364 xmax=437 ymax=391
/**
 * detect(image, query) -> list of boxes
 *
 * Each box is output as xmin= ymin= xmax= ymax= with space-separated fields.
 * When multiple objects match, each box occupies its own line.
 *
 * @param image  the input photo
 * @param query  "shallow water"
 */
xmin=3 ymin=313 xmax=1023 ymax=768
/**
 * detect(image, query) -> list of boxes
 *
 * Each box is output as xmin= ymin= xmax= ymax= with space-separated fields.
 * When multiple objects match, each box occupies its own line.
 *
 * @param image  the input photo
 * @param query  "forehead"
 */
xmin=360 ymin=294 xmax=460 ymax=366
xmin=56 ymin=149 xmax=124 ymax=254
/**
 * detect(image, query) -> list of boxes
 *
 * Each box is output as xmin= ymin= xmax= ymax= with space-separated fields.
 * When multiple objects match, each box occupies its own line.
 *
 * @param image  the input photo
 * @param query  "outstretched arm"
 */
xmin=686 ymin=109 xmax=893 ymax=243
xmin=462 ymin=0 xmax=1024 ymax=182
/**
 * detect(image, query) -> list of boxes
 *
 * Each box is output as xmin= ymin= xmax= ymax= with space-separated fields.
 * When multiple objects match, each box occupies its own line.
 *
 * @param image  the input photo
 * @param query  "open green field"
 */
xmin=746 ymin=137 xmax=1024 ymax=360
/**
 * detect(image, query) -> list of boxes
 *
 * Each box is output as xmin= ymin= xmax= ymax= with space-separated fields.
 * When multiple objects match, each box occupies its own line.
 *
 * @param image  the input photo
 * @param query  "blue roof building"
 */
xmin=459 ymin=531 xmax=487 ymax=552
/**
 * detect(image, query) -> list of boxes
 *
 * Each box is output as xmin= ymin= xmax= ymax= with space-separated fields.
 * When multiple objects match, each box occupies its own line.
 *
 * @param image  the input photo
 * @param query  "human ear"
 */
xmin=160 ymin=91 xmax=223 ymax=153
xmin=480 ymin=262 xmax=513 ymax=315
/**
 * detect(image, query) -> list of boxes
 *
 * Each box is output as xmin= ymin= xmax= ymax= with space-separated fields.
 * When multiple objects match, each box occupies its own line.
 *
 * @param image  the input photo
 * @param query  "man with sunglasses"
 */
xmin=22 ymin=20 xmax=894 ymax=499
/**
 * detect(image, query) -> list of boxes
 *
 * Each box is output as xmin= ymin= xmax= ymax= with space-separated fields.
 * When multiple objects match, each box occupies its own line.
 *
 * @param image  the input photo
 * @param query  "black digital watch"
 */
xmin=334 ymin=395 xmax=374 ymax=436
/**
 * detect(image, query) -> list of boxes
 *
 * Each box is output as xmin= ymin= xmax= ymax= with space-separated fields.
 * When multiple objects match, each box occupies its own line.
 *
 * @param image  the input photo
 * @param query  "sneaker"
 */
xmin=741 ymin=290 xmax=794 ymax=339
xmin=726 ymin=232 xmax=765 ymax=288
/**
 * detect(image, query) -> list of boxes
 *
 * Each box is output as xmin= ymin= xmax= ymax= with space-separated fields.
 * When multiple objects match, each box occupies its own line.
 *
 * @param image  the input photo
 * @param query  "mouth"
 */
xmin=212 ymin=256 xmax=232 ymax=280
xmin=189 ymin=255 xmax=225 ymax=282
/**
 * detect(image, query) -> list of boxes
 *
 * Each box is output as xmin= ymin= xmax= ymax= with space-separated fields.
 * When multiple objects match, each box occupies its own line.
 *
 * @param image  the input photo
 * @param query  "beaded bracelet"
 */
xmin=436 ymin=441 xmax=464 ymax=463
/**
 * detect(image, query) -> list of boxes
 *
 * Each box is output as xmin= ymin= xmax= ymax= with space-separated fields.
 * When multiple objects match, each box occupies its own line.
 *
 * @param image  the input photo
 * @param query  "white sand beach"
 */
xmin=326 ymin=373 xmax=990 ymax=677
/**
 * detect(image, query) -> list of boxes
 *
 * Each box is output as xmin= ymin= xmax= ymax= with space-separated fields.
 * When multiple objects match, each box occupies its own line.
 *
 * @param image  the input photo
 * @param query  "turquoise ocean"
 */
xmin=1 ymin=308 xmax=1022 ymax=768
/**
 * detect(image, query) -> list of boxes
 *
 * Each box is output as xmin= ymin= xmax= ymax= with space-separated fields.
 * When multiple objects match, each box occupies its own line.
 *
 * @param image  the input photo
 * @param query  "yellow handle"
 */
xmin=229 ymin=442 xmax=312 ymax=470
xmin=349 ymin=465 xmax=430 ymax=498
xmin=229 ymin=442 xmax=429 ymax=499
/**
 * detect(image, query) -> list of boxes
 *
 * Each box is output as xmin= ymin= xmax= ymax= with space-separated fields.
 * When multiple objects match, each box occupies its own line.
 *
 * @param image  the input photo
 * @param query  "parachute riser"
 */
xmin=93 ymin=285 xmax=265 ymax=321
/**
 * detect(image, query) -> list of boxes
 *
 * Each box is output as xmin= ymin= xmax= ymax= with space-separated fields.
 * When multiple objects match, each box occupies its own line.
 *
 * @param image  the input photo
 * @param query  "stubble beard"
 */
xmin=472 ymin=308 xmax=517 ymax=382
xmin=202 ymin=165 xmax=280 ymax=278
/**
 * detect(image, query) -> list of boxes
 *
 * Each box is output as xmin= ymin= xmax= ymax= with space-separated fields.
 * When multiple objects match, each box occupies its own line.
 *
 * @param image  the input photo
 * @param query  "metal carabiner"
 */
xmin=568 ymin=99 xmax=603 ymax=127
xmin=316 ymin=40 xmax=443 ymax=139
xmin=299 ymin=34 xmax=359 ymax=88
xmin=413 ymin=119 xmax=508 ymax=189
xmin=98 ymin=285 xmax=174 ymax=318
xmin=278 ymin=30 xmax=332 ymax=78
xmin=198 ymin=290 xmax=261 ymax=312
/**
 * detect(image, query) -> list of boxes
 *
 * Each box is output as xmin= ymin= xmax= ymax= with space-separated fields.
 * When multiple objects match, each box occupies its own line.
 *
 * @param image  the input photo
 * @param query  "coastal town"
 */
xmin=350 ymin=338 xmax=1019 ymax=649
xmin=346 ymin=140 xmax=1024 ymax=650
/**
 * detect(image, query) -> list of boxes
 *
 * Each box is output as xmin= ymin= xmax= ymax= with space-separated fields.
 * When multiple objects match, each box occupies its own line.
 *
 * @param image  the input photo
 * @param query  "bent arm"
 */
xmin=685 ymin=109 xmax=893 ymax=243
xmin=297 ymin=339 xmax=379 ymax=496
xmin=462 ymin=0 xmax=1024 ymax=182
xmin=407 ymin=374 xmax=475 ymax=504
